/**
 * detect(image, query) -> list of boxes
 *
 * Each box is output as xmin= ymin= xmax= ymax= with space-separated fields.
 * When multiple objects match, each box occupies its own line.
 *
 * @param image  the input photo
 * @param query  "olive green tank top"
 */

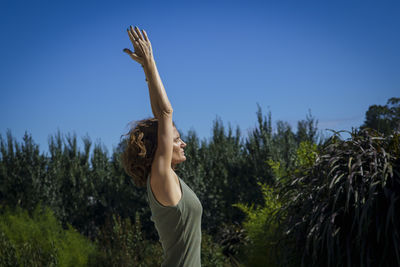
xmin=146 ymin=175 xmax=203 ymax=267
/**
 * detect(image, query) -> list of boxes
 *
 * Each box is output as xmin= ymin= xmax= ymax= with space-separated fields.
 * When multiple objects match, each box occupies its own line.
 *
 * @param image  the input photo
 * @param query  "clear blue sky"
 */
xmin=1 ymin=0 xmax=399 ymax=155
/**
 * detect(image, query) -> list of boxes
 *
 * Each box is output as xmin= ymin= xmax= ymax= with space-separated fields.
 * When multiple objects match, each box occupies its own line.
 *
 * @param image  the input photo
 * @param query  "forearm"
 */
xmin=143 ymin=59 xmax=173 ymax=118
xmin=123 ymin=26 xmax=172 ymax=117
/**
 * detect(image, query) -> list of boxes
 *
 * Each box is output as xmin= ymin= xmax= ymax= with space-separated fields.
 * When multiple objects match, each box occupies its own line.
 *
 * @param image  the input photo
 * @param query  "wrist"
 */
xmin=143 ymin=56 xmax=156 ymax=69
xmin=143 ymin=59 xmax=157 ymax=79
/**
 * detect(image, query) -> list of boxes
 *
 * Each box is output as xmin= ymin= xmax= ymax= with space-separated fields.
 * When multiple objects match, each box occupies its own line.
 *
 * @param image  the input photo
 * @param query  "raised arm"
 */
xmin=123 ymin=26 xmax=174 ymax=178
xmin=123 ymin=26 xmax=172 ymax=118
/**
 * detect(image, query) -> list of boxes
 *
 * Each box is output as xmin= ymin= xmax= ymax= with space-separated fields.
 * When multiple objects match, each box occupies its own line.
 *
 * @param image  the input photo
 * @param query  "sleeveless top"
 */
xmin=146 ymin=174 xmax=203 ymax=267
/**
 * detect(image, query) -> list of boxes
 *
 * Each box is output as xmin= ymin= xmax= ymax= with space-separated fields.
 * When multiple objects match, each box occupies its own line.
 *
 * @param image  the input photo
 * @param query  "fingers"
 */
xmin=128 ymin=25 xmax=149 ymax=44
xmin=129 ymin=25 xmax=140 ymax=41
xmin=142 ymin=29 xmax=149 ymax=42
xmin=134 ymin=26 xmax=145 ymax=41
xmin=127 ymin=28 xmax=137 ymax=45
xmin=129 ymin=26 xmax=139 ymax=42
xmin=127 ymin=27 xmax=145 ymax=57
xmin=136 ymin=39 xmax=147 ymax=56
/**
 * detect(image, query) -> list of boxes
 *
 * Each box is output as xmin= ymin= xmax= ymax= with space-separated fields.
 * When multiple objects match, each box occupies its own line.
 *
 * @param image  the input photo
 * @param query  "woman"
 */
xmin=121 ymin=26 xmax=203 ymax=267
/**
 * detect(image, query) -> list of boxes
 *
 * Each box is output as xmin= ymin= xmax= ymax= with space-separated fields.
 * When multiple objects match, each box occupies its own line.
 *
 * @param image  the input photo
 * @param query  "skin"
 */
xmin=124 ymin=26 xmax=185 ymax=206
xmin=171 ymin=127 xmax=187 ymax=168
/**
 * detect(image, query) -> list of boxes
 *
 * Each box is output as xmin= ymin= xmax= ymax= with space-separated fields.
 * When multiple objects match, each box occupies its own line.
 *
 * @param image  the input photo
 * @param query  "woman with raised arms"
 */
xmin=121 ymin=26 xmax=203 ymax=267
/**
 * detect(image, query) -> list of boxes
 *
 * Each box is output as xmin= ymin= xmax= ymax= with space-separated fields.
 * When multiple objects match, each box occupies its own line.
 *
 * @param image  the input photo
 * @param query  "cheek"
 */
xmin=173 ymin=144 xmax=180 ymax=152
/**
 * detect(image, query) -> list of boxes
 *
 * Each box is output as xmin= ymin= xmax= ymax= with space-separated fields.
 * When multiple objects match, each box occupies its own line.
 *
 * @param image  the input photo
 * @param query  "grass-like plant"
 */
xmin=275 ymin=128 xmax=400 ymax=267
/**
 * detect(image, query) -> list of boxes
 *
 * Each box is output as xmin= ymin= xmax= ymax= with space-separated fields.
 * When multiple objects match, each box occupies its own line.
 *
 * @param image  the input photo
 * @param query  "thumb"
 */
xmin=123 ymin=48 xmax=133 ymax=55
xmin=123 ymin=48 xmax=142 ymax=62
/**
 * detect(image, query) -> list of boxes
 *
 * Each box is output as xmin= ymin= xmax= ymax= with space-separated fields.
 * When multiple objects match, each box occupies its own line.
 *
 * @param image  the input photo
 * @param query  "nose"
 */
xmin=181 ymin=140 xmax=186 ymax=147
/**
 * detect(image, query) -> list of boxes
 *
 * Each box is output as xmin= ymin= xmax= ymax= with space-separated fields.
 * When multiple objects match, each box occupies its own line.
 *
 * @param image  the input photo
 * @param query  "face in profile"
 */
xmin=171 ymin=126 xmax=186 ymax=167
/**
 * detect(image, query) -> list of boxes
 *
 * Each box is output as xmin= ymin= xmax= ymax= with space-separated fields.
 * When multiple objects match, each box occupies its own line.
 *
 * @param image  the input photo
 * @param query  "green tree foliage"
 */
xmin=245 ymin=105 xmax=321 ymax=188
xmin=0 ymin=131 xmax=47 ymax=212
xmin=296 ymin=108 xmax=321 ymax=145
xmin=272 ymin=120 xmax=298 ymax=171
xmin=243 ymin=105 xmax=276 ymax=194
xmin=361 ymin=97 xmax=400 ymax=135
xmin=0 ymin=130 xmax=154 ymax=241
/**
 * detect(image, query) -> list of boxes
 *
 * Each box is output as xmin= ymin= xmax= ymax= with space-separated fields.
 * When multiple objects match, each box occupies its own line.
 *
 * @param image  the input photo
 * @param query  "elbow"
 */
xmin=157 ymin=108 xmax=173 ymax=118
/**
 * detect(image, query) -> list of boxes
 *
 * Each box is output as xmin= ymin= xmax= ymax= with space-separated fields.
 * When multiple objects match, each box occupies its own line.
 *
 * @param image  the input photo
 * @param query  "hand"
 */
xmin=123 ymin=26 xmax=154 ymax=67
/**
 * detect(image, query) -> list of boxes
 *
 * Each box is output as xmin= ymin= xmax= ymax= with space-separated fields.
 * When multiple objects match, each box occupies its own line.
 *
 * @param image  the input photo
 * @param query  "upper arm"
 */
xmin=150 ymin=110 xmax=183 ymax=207
xmin=151 ymin=110 xmax=173 ymax=177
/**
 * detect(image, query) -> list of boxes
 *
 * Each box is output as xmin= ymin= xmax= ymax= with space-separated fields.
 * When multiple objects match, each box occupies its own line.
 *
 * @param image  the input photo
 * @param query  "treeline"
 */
xmin=0 ymin=98 xmax=399 ymax=266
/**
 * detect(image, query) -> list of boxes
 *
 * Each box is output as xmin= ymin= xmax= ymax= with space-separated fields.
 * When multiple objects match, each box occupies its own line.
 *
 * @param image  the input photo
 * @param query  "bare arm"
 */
xmin=123 ymin=26 xmax=173 ymax=177
xmin=143 ymin=60 xmax=173 ymax=118
xmin=123 ymin=26 xmax=172 ymax=118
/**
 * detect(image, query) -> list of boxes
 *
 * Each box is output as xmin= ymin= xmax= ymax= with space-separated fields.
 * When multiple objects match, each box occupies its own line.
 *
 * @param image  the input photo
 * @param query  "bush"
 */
xmin=229 ymin=141 xmax=318 ymax=267
xmin=91 ymin=212 xmax=163 ymax=267
xmin=215 ymin=221 xmax=248 ymax=267
xmin=0 ymin=204 xmax=97 ymax=267
xmin=233 ymin=182 xmax=283 ymax=267
xmin=201 ymin=230 xmax=232 ymax=267
xmin=276 ymin=128 xmax=400 ymax=267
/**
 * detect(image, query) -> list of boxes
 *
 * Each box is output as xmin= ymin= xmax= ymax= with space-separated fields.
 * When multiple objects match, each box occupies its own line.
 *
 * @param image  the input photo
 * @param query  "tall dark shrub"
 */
xmin=276 ymin=128 xmax=400 ymax=267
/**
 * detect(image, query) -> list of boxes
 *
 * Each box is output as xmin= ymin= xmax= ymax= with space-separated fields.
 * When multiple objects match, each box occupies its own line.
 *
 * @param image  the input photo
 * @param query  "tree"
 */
xmin=296 ymin=109 xmax=322 ymax=145
xmin=361 ymin=97 xmax=400 ymax=135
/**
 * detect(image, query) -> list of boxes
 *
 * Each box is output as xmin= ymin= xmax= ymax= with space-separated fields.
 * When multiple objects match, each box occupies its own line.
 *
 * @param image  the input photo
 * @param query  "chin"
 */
xmin=172 ymin=157 xmax=186 ymax=166
xmin=180 ymin=156 xmax=187 ymax=163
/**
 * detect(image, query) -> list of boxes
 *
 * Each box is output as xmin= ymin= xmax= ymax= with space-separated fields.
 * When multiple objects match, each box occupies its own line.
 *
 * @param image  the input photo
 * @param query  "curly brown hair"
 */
xmin=120 ymin=117 xmax=176 ymax=187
